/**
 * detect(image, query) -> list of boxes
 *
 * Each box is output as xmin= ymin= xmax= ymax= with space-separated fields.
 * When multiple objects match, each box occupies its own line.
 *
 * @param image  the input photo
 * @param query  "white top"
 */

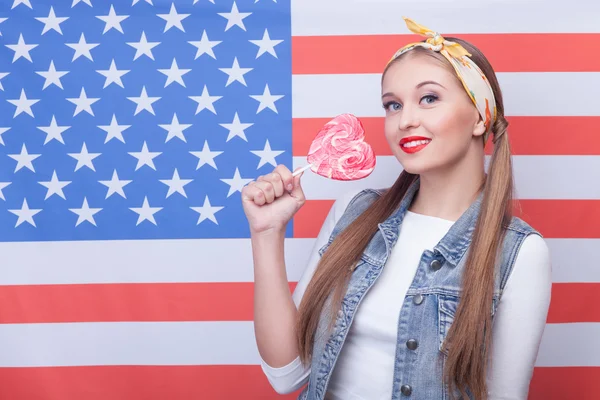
xmin=260 ymin=190 xmax=553 ymax=399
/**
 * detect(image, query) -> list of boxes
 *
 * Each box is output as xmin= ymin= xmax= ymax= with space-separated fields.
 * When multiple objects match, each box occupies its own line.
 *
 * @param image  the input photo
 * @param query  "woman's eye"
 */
xmin=421 ymin=95 xmax=438 ymax=104
xmin=383 ymin=101 xmax=401 ymax=111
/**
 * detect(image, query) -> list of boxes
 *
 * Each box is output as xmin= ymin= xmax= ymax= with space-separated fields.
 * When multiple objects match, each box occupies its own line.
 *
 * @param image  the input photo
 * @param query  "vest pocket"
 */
xmin=438 ymin=294 xmax=459 ymax=355
xmin=437 ymin=294 xmax=499 ymax=355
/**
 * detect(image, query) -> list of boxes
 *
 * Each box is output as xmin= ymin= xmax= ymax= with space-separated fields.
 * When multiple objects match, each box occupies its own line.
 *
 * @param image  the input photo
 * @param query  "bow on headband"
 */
xmin=388 ymin=17 xmax=498 ymax=144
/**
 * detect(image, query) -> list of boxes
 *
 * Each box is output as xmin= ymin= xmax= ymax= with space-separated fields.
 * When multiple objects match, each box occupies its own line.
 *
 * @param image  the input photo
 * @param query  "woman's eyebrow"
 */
xmin=416 ymin=80 xmax=446 ymax=90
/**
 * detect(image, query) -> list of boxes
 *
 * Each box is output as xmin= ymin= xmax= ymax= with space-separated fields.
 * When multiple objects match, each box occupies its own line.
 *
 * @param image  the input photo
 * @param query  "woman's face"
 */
xmin=381 ymin=53 xmax=486 ymax=175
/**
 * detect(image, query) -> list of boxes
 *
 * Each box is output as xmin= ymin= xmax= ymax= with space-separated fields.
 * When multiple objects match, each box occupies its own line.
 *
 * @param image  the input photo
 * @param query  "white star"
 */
xmin=190 ymin=141 xmax=223 ymax=170
xmin=159 ymin=113 xmax=192 ymax=143
xmin=219 ymin=57 xmax=252 ymax=87
xmin=97 ymin=4 xmax=129 ymax=34
xmin=36 ymin=60 xmax=69 ymax=90
xmin=133 ymin=0 xmax=153 ymax=5
xmin=66 ymin=33 xmax=100 ymax=61
xmin=37 ymin=115 xmax=71 ymax=145
xmin=12 ymin=0 xmax=32 ymax=9
xmin=72 ymin=0 xmax=93 ymax=6
xmin=96 ymin=59 xmax=130 ymax=88
xmin=251 ymin=139 xmax=284 ymax=169
xmin=188 ymin=30 xmax=221 ymax=60
xmin=194 ymin=0 xmax=214 ymax=3
xmin=8 ymin=144 xmax=41 ymax=172
xmin=0 ymin=182 xmax=10 ymax=200
xmin=249 ymin=28 xmax=283 ymax=58
xmin=7 ymin=89 xmax=40 ymax=118
xmin=191 ymin=196 xmax=224 ymax=225
xmin=68 ymin=142 xmax=100 ymax=172
xmin=220 ymin=112 xmax=253 ymax=142
xmin=36 ymin=6 xmax=69 ymax=35
xmin=9 ymin=199 xmax=42 ymax=227
xmin=0 ymin=127 xmax=10 ymax=145
xmin=159 ymin=169 xmax=192 ymax=198
xmin=5 ymin=34 xmax=38 ymax=63
xmin=0 ymin=18 xmax=6 ymax=36
xmin=128 ymin=141 xmax=161 ymax=171
xmin=127 ymin=31 xmax=160 ymax=61
xmin=38 ymin=170 xmax=71 ymax=200
xmin=130 ymin=196 xmax=162 ymax=226
xmin=69 ymin=197 xmax=102 ymax=226
xmin=127 ymin=86 xmax=160 ymax=115
xmin=157 ymin=3 xmax=189 ymax=33
xmin=218 ymin=2 xmax=251 ymax=31
xmin=98 ymin=114 xmax=130 ymax=144
xmin=67 ymin=87 xmax=100 ymax=116
xmin=0 ymin=72 xmax=9 ymax=90
xmin=221 ymin=168 xmax=253 ymax=197
xmin=250 ymin=84 xmax=284 ymax=113
xmin=189 ymin=85 xmax=222 ymax=115
xmin=158 ymin=58 xmax=190 ymax=88
xmin=99 ymin=170 xmax=131 ymax=199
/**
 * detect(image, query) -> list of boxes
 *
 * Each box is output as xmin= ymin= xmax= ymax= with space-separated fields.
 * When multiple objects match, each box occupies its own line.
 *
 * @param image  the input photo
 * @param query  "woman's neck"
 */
xmin=408 ymin=167 xmax=486 ymax=222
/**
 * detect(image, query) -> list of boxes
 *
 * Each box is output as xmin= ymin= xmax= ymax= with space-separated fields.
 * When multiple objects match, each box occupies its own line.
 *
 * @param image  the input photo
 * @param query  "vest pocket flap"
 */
xmin=437 ymin=294 xmax=459 ymax=355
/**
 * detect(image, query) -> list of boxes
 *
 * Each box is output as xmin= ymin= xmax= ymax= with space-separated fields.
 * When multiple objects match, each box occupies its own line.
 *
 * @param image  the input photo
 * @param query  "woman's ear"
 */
xmin=473 ymin=116 xmax=486 ymax=138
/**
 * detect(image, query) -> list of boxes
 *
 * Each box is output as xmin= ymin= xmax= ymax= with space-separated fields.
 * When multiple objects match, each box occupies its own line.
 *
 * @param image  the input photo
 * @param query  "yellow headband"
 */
xmin=387 ymin=17 xmax=497 ymax=144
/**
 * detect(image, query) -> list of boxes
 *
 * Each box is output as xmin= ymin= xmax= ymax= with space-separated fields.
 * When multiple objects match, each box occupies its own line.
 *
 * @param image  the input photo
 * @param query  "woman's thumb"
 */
xmin=290 ymin=170 xmax=305 ymax=199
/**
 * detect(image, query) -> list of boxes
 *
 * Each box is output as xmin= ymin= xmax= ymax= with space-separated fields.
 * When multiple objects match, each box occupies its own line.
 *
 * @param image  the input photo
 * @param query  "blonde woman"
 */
xmin=242 ymin=17 xmax=552 ymax=400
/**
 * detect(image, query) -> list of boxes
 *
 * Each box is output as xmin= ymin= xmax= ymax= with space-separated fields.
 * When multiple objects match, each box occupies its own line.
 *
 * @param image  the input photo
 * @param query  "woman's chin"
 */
xmin=397 ymin=157 xmax=431 ymax=175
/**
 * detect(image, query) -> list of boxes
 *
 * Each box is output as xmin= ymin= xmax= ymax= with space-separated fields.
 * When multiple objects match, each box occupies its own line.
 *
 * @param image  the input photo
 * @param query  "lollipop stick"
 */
xmin=292 ymin=164 xmax=312 ymax=177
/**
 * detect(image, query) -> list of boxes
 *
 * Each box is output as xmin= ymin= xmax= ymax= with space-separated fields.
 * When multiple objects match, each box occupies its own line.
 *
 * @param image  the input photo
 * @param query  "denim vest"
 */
xmin=298 ymin=178 xmax=541 ymax=400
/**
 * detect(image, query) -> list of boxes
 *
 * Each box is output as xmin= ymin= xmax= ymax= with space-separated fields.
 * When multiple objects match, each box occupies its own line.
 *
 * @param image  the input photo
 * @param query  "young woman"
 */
xmin=241 ymin=17 xmax=552 ymax=400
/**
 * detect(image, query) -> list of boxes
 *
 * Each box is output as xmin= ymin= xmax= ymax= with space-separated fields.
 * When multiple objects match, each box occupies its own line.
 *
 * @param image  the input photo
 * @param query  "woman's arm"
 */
xmin=259 ymin=189 xmax=360 ymax=394
xmin=487 ymin=233 xmax=553 ymax=399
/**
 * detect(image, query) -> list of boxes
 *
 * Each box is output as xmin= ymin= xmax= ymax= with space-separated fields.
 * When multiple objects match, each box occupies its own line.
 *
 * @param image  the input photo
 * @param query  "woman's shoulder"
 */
xmin=328 ymin=186 xmax=385 ymax=224
xmin=502 ymin=217 xmax=552 ymax=288
xmin=504 ymin=214 xmax=543 ymax=237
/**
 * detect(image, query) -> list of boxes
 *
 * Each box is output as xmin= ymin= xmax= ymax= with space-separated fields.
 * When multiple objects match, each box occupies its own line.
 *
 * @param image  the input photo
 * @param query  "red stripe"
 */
xmin=295 ymin=199 xmax=600 ymax=239
xmin=547 ymin=283 xmax=600 ymax=323
xmin=529 ymin=367 xmax=600 ymax=400
xmin=2 ymin=281 xmax=595 ymax=324
xmin=0 ymin=282 xmax=293 ymax=324
xmin=292 ymin=34 xmax=600 ymax=74
xmin=0 ymin=365 xmax=596 ymax=399
xmin=293 ymin=199 xmax=333 ymax=238
xmin=0 ymin=366 xmax=301 ymax=400
xmin=517 ymin=200 xmax=600 ymax=238
xmin=292 ymin=117 xmax=600 ymax=156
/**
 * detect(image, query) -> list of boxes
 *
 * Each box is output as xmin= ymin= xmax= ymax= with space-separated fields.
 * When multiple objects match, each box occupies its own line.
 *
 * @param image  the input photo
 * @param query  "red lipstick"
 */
xmin=399 ymin=136 xmax=432 ymax=154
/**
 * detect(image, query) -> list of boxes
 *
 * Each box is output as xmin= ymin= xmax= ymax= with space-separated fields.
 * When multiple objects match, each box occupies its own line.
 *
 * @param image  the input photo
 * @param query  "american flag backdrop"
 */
xmin=0 ymin=0 xmax=598 ymax=399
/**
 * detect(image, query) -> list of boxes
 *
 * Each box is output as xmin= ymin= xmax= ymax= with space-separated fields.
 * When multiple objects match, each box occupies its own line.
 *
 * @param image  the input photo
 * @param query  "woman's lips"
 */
xmin=399 ymin=136 xmax=432 ymax=154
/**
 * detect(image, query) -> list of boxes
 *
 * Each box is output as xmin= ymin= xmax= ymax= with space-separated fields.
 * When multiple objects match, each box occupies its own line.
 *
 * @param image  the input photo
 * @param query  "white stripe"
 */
xmin=0 ymin=238 xmax=596 ymax=286
xmin=0 ymin=239 xmax=316 ymax=285
xmin=292 ymin=73 xmax=600 ymax=118
xmin=546 ymin=239 xmax=600 ymax=283
xmin=0 ymin=321 xmax=597 ymax=367
xmin=536 ymin=323 xmax=600 ymax=367
xmin=291 ymin=0 xmax=600 ymax=35
xmin=294 ymin=155 xmax=600 ymax=200
xmin=0 ymin=322 xmax=259 ymax=367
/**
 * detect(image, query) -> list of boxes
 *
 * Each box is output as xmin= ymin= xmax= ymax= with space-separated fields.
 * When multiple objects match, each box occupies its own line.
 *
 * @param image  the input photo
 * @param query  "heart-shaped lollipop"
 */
xmin=293 ymin=113 xmax=376 ymax=181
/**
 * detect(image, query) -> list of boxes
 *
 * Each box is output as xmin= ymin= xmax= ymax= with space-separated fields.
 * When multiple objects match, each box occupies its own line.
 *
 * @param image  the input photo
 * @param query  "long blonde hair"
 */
xmin=296 ymin=38 xmax=513 ymax=399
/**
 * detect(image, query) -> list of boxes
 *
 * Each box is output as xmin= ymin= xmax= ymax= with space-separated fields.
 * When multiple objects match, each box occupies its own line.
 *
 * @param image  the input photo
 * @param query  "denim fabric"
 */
xmin=298 ymin=178 xmax=540 ymax=399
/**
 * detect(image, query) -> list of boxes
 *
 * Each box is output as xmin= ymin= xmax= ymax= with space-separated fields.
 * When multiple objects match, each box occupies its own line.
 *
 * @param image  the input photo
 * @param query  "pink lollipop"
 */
xmin=293 ymin=113 xmax=376 ymax=180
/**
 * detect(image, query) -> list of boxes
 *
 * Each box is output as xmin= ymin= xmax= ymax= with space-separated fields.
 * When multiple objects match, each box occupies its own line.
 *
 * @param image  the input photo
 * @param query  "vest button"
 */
xmin=413 ymin=294 xmax=424 ymax=305
xmin=406 ymin=339 xmax=418 ymax=350
xmin=401 ymin=384 xmax=412 ymax=396
xmin=430 ymin=259 xmax=442 ymax=271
